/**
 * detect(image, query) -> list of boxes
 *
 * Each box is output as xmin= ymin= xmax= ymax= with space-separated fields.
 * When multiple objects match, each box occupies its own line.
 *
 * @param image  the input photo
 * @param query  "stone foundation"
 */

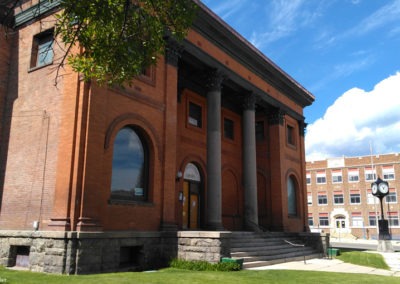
xmin=177 ymin=231 xmax=231 ymax=262
xmin=0 ymin=230 xmax=178 ymax=274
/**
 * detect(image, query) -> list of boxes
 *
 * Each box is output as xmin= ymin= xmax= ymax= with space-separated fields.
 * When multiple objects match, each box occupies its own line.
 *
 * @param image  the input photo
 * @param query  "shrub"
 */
xmin=169 ymin=259 xmax=241 ymax=271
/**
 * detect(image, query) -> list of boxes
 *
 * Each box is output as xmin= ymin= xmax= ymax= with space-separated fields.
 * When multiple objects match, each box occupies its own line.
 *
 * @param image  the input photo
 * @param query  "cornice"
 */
xmin=193 ymin=2 xmax=315 ymax=108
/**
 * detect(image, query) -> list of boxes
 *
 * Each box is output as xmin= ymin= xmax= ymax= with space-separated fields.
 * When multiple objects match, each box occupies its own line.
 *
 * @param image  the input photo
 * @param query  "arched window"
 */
xmin=287 ymin=176 xmax=297 ymax=216
xmin=111 ymin=127 xmax=148 ymax=201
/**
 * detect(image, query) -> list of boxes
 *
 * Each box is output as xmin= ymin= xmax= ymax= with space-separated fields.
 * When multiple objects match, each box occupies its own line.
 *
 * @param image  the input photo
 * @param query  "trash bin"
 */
xmin=220 ymin=257 xmax=244 ymax=269
xmin=327 ymin=248 xmax=340 ymax=257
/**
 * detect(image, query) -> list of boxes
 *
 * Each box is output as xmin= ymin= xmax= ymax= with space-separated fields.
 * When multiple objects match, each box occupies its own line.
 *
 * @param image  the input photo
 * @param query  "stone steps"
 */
xmin=230 ymin=231 xmax=321 ymax=269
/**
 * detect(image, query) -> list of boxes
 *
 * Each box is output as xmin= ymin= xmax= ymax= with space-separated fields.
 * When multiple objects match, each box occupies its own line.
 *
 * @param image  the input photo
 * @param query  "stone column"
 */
xmin=242 ymin=92 xmax=259 ymax=231
xmin=206 ymin=69 xmax=224 ymax=230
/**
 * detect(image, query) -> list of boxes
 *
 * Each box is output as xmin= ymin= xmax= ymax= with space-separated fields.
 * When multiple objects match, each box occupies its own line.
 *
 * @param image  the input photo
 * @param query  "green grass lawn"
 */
xmin=0 ymin=266 xmax=399 ymax=284
xmin=335 ymin=250 xmax=390 ymax=270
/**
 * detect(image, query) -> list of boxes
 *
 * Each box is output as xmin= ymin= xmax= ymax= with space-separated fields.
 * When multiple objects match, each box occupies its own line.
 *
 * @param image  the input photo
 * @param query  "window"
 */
xmin=383 ymin=166 xmax=395 ymax=180
xmin=365 ymin=167 xmax=376 ymax=181
xmin=111 ymin=127 xmax=148 ymax=201
xmin=388 ymin=212 xmax=399 ymax=226
xmin=307 ymin=193 xmax=312 ymax=205
xmin=188 ymin=102 xmax=202 ymax=128
xmin=31 ymin=30 xmax=54 ymax=68
xmin=348 ymin=168 xmax=359 ymax=182
xmin=319 ymin=214 xmax=329 ymax=227
xmin=332 ymin=169 xmax=342 ymax=183
xmin=350 ymin=191 xmax=361 ymax=204
xmin=286 ymin=125 xmax=295 ymax=146
xmin=255 ymin=121 xmax=265 ymax=141
xmin=318 ymin=193 xmax=328 ymax=205
xmin=223 ymin=118 xmax=234 ymax=140
xmin=306 ymin=172 xmax=311 ymax=185
xmin=386 ymin=190 xmax=397 ymax=203
xmin=333 ymin=192 xmax=344 ymax=204
xmin=367 ymin=190 xmax=379 ymax=204
xmin=316 ymin=171 xmax=326 ymax=184
xmin=369 ymin=212 xmax=377 ymax=227
xmin=351 ymin=213 xmax=363 ymax=227
xmin=287 ymin=176 xmax=297 ymax=216
xmin=308 ymin=214 xmax=314 ymax=227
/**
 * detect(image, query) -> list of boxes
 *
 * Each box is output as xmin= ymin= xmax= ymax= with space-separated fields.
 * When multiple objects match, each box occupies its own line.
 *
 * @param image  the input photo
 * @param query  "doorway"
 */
xmin=182 ymin=163 xmax=202 ymax=229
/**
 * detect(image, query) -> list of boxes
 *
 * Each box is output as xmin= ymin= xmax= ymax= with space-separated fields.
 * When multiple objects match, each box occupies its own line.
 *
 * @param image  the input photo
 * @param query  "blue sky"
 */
xmin=201 ymin=0 xmax=400 ymax=160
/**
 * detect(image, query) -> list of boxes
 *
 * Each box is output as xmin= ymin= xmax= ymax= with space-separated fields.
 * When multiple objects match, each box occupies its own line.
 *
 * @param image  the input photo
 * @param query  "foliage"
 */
xmin=169 ymin=258 xmax=241 ymax=271
xmin=54 ymin=0 xmax=196 ymax=86
xmin=335 ymin=250 xmax=390 ymax=270
xmin=1 ymin=265 xmax=399 ymax=284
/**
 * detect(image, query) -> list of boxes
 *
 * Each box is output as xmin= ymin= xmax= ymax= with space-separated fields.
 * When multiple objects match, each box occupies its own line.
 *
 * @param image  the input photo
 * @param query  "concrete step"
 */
xmin=229 ymin=231 xmax=321 ymax=269
xmin=242 ymin=253 xmax=321 ymax=269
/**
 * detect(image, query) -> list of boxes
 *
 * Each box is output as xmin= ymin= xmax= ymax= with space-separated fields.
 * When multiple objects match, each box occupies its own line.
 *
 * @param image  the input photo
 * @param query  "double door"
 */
xmin=182 ymin=181 xmax=200 ymax=229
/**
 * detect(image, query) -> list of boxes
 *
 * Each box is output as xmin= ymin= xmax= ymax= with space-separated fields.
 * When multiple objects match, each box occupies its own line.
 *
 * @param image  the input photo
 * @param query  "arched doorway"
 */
xmin=182 ymin=163 xmax=202 ymax=229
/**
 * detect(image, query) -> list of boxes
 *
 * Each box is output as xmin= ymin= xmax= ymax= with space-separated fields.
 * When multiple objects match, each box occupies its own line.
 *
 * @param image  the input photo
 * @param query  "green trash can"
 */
xmin=220 ymin=257 xmax=244 ymax=269
xmin=328 ymin=248 xmax=340 ymax=257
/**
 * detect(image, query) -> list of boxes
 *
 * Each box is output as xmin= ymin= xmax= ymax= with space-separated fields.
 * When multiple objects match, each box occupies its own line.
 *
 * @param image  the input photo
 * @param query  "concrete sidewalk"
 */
xmin=247 ymin=253 xmax=400 ymax=277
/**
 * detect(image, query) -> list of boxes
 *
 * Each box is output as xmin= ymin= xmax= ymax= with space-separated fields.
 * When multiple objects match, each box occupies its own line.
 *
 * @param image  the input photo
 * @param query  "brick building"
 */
xmin=307 ymin=154 xmax=400 ymax=240
xmin=0 ymin=0 xmax=315 ymax=273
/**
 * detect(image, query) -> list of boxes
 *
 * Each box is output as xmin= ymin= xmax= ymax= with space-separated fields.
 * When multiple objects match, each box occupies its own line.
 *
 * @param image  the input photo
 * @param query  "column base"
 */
xmin=206 ymin=222 xmax=225 ymax=231
xmin=377 ymin=240 xmax=394 ymax=252
xmin=76 ymin=217 xmax=103 ymax=232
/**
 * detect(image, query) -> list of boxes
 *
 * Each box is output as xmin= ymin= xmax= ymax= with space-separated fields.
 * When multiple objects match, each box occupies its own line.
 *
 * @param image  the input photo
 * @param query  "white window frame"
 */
xmin=367 ymin=192 xmax=379 ymax=205
xmin=383 ymin=166 xmax=395 ymax=180
xmin=333 ymin=193 xmax=344 ymax=205
xmin=388 ymin=213 xmax=399 ymax=227
xmin=368 ymin=214 xmax=377 ymax=227
xmin=348 ymin=168 xmax=359 ymax=182
xmin=365 ymin=168 xmax=377 ymax=181
xmin=318 ymin=194 xmax=328 ymax=205
xmin=316 ymin=171 xmax=326 ymax=184
xmin=350 ymin=193 xmax=361 ymax=204
xmin=351 ymin=216 xmax=363 ymax=227
xmin=386 ymin=191 xmax=397 ymax=203
xmin=319 ymin=216 xmax=329 ymax=227
xmin=306 ymin=172 xmax=311 ymax=185
xmin=307 ymin=194 xmax=312 ymax=205
xmin=332 ymin=170 xmax=342 ymax=183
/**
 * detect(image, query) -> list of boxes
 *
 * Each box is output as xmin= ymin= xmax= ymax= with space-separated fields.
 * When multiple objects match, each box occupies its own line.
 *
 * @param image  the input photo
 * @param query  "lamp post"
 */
xmin=370 ymin=177 xmax=393 ymax=252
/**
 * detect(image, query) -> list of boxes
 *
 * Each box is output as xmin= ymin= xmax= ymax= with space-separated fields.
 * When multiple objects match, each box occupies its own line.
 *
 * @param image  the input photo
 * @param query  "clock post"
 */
xmin=370 ymin=177 xmax=393 ymax=252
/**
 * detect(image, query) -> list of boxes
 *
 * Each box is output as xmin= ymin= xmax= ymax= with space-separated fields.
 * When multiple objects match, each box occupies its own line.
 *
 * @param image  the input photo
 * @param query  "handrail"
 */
xmin=284 ymin=239 xmax=306 ymax=264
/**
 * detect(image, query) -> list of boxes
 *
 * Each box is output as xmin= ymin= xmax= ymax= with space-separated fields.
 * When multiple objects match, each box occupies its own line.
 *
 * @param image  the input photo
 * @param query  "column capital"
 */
xmin=299 ymin=120 xmax=307 ymax=137
xmin=268 ymin=108 xmax=285 ymax=125
xmin=206 ymin=69 xmax=225 ymax=92
xmin=243 ymin=92 xmax=257 ymax=111
xmin=165 ymin=37 xmax=184 ymax=67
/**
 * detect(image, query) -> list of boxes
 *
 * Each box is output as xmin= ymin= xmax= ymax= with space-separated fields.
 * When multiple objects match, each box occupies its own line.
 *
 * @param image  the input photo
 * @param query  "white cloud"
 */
xmin=305 ymin=72 xmax=400 ymax=161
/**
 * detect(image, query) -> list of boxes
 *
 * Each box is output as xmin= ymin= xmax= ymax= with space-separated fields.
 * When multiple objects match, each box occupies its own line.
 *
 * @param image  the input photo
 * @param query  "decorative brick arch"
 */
xmin=104 ymin=112 xmax=162 ymax=162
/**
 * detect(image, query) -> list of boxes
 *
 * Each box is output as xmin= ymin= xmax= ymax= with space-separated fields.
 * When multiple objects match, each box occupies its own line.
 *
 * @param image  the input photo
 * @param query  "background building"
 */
xmin=307 ymin=153 xmax=400 ymax=240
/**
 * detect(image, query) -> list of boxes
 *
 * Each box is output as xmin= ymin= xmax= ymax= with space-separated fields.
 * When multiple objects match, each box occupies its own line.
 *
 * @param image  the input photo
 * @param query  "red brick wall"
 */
xmin=1 ymin=14 xmax=308 ymax=233
xmin=0 ymin=16 xmax=69 ymax=230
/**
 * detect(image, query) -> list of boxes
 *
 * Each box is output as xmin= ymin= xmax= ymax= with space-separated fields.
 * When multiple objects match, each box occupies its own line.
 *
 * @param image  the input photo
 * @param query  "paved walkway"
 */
xmin=248 ymin=239 xmax=400 ymax=277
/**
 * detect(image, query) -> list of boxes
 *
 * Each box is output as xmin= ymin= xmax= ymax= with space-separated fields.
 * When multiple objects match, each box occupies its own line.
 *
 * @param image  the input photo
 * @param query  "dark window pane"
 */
xmin=111 ymin=127 xmax=147 ymax=201
xmin=188 ymin=102 xmax=202 ymax=128
xmin=224 ymin=118 xmax=234 ymax=140
xmin=255 ymin=121 xmax=264 ymax=141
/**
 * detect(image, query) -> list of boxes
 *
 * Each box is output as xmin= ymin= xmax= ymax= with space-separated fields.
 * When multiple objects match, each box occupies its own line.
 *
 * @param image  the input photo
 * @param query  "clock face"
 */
xmin=371 ymin=183 xmax=378 ymax=195
xmin=378 ymin=182 xmax=389 ymax=194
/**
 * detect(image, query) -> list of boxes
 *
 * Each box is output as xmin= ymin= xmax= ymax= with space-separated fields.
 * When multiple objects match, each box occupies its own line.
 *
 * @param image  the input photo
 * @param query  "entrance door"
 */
xmin=182 ymin=163 xmax=201 ymax=229
xmin=335 ymin=216 xmax=346 ymax=229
